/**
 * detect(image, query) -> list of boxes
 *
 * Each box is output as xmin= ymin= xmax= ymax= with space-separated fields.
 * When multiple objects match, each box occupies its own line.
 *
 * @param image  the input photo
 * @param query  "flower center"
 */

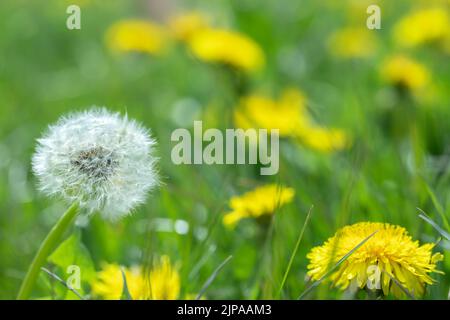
xmin=71 ymin=147 xmax=118 ymax=179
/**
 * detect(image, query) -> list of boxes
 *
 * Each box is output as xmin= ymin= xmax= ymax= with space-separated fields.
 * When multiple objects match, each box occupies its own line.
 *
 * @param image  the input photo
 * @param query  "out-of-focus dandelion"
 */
xmin=187 ymin=28 xmax=265 ymax=72
xmin=17 ymin=108 xmax=159 ymax=300
xmin=105 ymin=19 xmax=167 ymax=55
xmin=168 ymin=11 xmax=210 ymax=42
xmin=223 ymin=184 xmax=295 ymax=228
xmin=300 ymin=127 xmax=349 ymax=153
xmin=92 ymin=264 xmax=145 ymax=300
xmin=307 ymin=222 xmax=444 ymax=298
xmin=327 ymin=27 xmax=378 ymax=59
xmin=380 ymin=55 xmax=430 ymax=92
xmin=92 ymin=256 xmax=180 ymax=300
xmin=148 ymin=255 xmax=181 ymax=300
xmin=393 ymin=7 xmax=450 ymax=49
xmin=234 ymin=89 xmax=309 ymax=137
xmin=234 ymin=88 xmax=350 ymax=152
xmin=32 ymin=108 xmax=159 ymax=221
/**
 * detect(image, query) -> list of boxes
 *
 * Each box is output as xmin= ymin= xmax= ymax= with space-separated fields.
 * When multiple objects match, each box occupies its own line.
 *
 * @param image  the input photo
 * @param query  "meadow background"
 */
xmin=0 ymin=0 xmax=449 ymax=300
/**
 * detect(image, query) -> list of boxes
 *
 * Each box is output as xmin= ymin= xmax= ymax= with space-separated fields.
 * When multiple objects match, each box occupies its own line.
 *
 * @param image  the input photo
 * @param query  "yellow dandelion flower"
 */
xmin=223 ymin=184 xmax=295 ymax=227
xmin=168 ymin=11 xmax=210 ymax=41
xmin=91 ymin=263 xmax=147 ymax=300
xmin=91 ymin=256 xmax=180 ymax=300
xmin=234 ymin=88 xmax=350 ymax=152
xmin=328 ymin=27 xmax=378 ymax=59
xmin=148 ymin=255 xmax=181 ymax=300
xmin=234 ymin=88 xmax=309 ymax=137
xmin=380 ymin=55 xmax=430 ymax=91
xmin=393 ymin=7 xmax=450 ymax=48
xmin=307 ymin=222 xmax=444 ymax=298
xmin=188 ymin=28 xmax=265 ymax=72
xmin=299 ymin=127 xmax=349 ymax=153
xmin=105 ymin=19 xmax=167 ymax=55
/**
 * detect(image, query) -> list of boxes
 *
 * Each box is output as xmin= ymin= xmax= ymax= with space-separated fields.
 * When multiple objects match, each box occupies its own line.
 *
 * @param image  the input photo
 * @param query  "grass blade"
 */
xmin=278 ymin=205 xmax=313 ymax=298
xmin=41 ymin=267 xmax=85 ymax=300
xmin=424 ymin=185 xmax=450 ymax=232
xmin=196 ymin=255 xmax=232 ymax=300
xmin=120 ymin=268 xmax=132 ymax=300
xmin=417 ymin=208 xmax=450 ymax=241
xmin=297 ymin=231 xmax=378 ymax=300
xmin=382 ymin=270 xmax=416 ymax=300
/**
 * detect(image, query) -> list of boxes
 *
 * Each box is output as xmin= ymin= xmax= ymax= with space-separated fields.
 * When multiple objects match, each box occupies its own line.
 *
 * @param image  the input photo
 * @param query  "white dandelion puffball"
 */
xmin=32 ymin=108 xmax=159 ymax=221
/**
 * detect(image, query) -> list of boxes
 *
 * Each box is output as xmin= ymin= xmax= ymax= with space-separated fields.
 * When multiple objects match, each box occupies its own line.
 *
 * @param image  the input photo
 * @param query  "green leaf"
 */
xmin=47 ymin=231 xmax=96 ymax=298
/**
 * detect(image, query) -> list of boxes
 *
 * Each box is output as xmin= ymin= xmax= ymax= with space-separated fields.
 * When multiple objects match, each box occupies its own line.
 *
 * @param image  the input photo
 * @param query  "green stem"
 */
xmin=17 ymin=202 xmax=79 ymax=300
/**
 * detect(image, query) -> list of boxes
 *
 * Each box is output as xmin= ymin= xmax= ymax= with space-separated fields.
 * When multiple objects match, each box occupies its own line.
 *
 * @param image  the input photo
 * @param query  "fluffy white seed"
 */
xmin=32 ymin=108 xmax=158 ymax=220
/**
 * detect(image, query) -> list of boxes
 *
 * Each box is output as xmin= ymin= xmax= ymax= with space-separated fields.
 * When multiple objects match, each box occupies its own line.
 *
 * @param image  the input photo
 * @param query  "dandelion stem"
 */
xmin=17 ymin=202 xmax=79 ymax=300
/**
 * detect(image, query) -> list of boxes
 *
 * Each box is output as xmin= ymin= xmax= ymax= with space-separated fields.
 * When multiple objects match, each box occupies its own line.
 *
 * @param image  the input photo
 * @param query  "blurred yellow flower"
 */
xmin=300 ymin=127 xmax=349 ymax=153
xmin=91 ymin=263 xmax=146 ymax=300
xmin=307 ymin=222 xmax=443 ymax=298
xmin=328 ymin=27 xmax=378 ymax=58
xmin=393 ymin=7 xmax=450 ymax=49
xmin=105 ymin=19 xmax=167 ymax=55
xmin=223 ymin=184 xmax=295 ymax=227
xmin=148 ymin=255 xmax=181 ymax=300
xmin=380 ymin=55 xmax=430 ymax=91
xmin=234 ymin=88 xmax=350 ymax=152
xmin=234 ymin=89 xmax=309 ymax=137
xmin=91 ymin=256 xmax=180 ymax=300
xmin=168 ymin=11 xmax=210 ymax=41
xmin=188 ymin=28 xmax=265 ymax=72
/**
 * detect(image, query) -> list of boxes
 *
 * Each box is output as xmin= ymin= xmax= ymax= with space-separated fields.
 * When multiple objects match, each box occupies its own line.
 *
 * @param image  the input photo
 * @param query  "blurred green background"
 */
xmin=0 ymin=0 xmax=449 ymax=299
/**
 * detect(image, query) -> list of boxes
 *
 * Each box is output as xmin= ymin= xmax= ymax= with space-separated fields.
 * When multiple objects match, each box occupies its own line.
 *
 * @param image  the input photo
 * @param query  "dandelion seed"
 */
xmin=32 ymin=107 xmax=159 ymax=221
xmin=306 ymin=222 xmax=444 ymax=298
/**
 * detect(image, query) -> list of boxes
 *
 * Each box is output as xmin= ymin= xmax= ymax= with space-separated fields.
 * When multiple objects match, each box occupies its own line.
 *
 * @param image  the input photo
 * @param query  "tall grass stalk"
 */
xmin=17 ymin=203 xmax=79 ymax=300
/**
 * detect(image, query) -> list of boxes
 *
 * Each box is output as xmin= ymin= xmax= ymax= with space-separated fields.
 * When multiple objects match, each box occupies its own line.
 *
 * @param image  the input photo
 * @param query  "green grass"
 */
xmin=0 ymin=0 xmax=449 ymax=300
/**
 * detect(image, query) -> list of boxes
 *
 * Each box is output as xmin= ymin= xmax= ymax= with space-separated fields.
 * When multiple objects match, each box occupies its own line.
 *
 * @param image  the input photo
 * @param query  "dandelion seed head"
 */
xmin=32 ymin=108 xmax=158 ymax=220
